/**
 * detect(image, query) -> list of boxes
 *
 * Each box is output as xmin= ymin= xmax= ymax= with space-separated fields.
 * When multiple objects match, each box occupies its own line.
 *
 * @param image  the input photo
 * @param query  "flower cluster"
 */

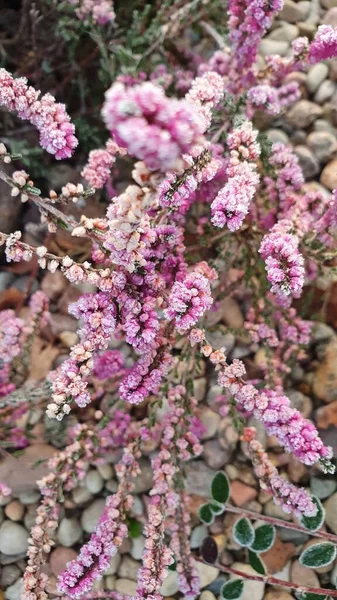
xmin=259 ymin=221 xmax=305 ymax=300
xmin=0 ymin=69 xmax=77 ymax=159
xmin=211 ymin=121 xmax=260 ymax=230
xmin=243 ymin=428 xmax=317 ymax=517
xmin=164 ymin=263 xmax=216 ymax=333
xmin=68 ymin=0 xmax=115 ymax=25
xmin=102 ymin=82 xmax=204 ymax=171
xmin=81 ymin=138 xmax=126 ymax=189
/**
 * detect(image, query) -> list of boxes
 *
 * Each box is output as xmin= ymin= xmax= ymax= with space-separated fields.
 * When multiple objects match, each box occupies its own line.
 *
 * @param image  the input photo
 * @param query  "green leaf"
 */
xmin=128 ymin=518 xmax=143 ymax=539
xmin=299 ymin=542 xmax=337 ymax=568
xmin=168 ymin=558 xmax=177 ymax=571
xmin=233 ymin=518 xmax=255 ymax=548
xmin=220 ymin=579 xmax=244 ymax=600
xmin=250 ymin=524 xmax=275 ymax=553
xmin=211 ymin=471 xmax=230 ymax=504
xmin=300 ymin=497 xmax=325 ymax=532
xmin=210 ymin=501 xmax=226 ymax=516
xmin=199 ymin=503 xmax=215 ymax=525
xmin=248 ymin=550 xmax=266 ymax=575
xmin=296 ymin=594 xmax=327 ymax=600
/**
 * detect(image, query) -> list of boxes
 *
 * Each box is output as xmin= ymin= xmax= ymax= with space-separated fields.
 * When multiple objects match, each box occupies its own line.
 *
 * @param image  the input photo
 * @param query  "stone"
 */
xmin=97 ymin=463 xmax=113 ymax=480
xmin=200 ymin=592 xmax=216 ymax=600
xmin=314 ymin=119 xmax=337 ymax=134
xmin=321 ymin=159 xmax=337 ymax=189
xmin=204 ymin=440 xmax=228 ymax=469
xmin=194 ymin=378 xmax=207 ymax=402
xmin=0 ymin=521 xmax=28 ymax=555
xmin=190 ymin=525 xmax=208 ymax=549
xmin=4 ymin=501 xmax=24 ymax=522
xmin=133 ymin=459 xmax=153 ymax=494
xmin=286 ymin=100 xmax=322 ymax=129
xmin=315 ymin=81 xmax=336 ymax=104
xmin=105 ymin=575 xmax=116 ymax=590
xmin=72 ymin=485 xmax=93 ymax=505
xmin=59 ymin=331 xmax=78 ymax=348
xmin=115 ymin=579 xmax=137 ymax=596
xmin=17 ymin=489 xmax=40 ymax=504
xmin=286 ymin=390 xmax=312 ymax=419
xmin=105 ymin=553 xmax=121 ymax=575
xmin=118 ymin=556 xmax=140 ymax=581
xmin=307 ymin=63 xmax=329 ymax=94
xmin=322 ymin=7 xmax=337 ymax=27
xmin=316 ymin=401 xmax=337 ymax=429
xmin=160 ymin=570 xmax=179 ymax=596
xmin=207 ymin=328 xmax=235 ymax=352
xmin=310 ymin=477 xmax=337 ymax=500
xmin=222 ymin=297 xmax=244 ymax=329
xmin=261 ymin=535 xmax=295 ymax=574
xmin=57 ymin=517 xmax=82 ymax=547
xmin=229 ymin=563 xmax=264 ymax=600
xmin=196 ymin=562 xmax=219 ymax=588
xmin=267 ymin=129 xmax=289 ymax=145
xmin=41 ymin=271 xmax=68 ymax=300
xmin=291 ymin=560 xmax=320 ymax=587
xmin=24 ymin=504 xmax=39 ymax=530
xmin=50 ymin=546 xmax=78 ymax=577
xmin=294 ymin=145 xmax=320 ymax=179
xmin=131 ymin=536 xmax=144 ymax=560
xmin=280 ymin=0 xmax=310 ymax=21
xmin=185 ymin=462 xmax=216 ymax=497
xmin=200 ymin=408 xmax=221 ymax=440
xmin=259 ymin=40 xmax=289 ymax=57
xmin=4 ymin=578 xmax=23 ymax=600
xmin=313 ymin=339 xmax=337 ymax=403
xmin=230 ymin=481 xmax=257 ymax=506
xmin=264 ymin=501 xmax=292 ymax=521
xmin=269 ymin=23 xmax=299 ymax=42
xmin=311 ymin=323 xmax=336 ymax=343
xmin=81 ymin=498 xmax=105 ymax=533
xmin=324 ymin=493 xmax=337 ymax=534
xmin=278 ymin=528 xmax=309 ymax=545
xmin=264 ymin=592 xmax=294 ymax=600
xmin=0 ymin=565 xmax=21 ymax=588
xmin=307 ymin=131 xmax=337 ymax=163
xmin=85 ymin=470 xmax=104 ymax=494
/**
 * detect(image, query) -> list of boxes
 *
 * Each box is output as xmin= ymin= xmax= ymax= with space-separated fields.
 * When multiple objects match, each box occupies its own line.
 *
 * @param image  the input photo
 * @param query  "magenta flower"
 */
xmin=309 ymin=25 xmax=337 ymax=63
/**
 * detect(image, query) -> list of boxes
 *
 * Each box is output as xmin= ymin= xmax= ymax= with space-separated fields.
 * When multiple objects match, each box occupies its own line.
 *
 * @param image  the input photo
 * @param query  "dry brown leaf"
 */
xmin=0 ymin=287 xmax=25 ymax=310
xmin=28 ymin=337 xmax=59 ymax=380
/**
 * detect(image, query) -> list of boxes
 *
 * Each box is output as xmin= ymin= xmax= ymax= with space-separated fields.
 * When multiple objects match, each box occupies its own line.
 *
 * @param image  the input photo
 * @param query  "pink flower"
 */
xmin=0 ymin=68 xmax=77 ymax=159
xmin=164 ymin=269 xmax=213 ymax=333
xmin=259 ymin=221 xmax=305 ymax=298
xmin=102 ymin=82 xmax=204 ymax=172
xmin=309 ymin=25 xmax=337 ymax=63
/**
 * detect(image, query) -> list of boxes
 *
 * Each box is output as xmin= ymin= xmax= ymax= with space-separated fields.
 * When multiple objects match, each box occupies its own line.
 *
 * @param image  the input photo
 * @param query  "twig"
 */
xmin=195 ymin=559 xmax=337 ymax=598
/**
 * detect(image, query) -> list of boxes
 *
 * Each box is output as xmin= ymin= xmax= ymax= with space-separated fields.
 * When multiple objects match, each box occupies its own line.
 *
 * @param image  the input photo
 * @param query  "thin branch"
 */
xmin=195 ymin=559 xmax=337 ymax=598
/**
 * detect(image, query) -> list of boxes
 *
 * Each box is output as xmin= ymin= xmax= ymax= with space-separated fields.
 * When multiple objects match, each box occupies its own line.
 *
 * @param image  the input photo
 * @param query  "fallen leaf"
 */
xmin=28 ymin=337 xmax=59 ymax=379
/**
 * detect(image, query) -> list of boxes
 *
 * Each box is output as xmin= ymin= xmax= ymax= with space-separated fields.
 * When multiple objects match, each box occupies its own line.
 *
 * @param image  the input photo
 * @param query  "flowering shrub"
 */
xmin=1 ymin=2 xmax=337 ymax=600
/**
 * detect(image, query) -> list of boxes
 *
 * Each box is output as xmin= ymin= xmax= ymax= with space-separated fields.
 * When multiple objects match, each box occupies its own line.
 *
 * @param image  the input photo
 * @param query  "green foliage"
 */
xmin=210 ymin=501 xmax=226 ymax=516
xmin=220 ymin=579 xmax=244 ymax=600
xmin=300 ymin=497 xmax=325 ymax=533
xmin=299 ymin=542 xmax=337 ymax=569
xmin=248 ymin=550 xmax=266 ymax=575
xmin=199 ymin=503 xmax=215 ymax=525
xmin=250 ymin=524 xmax=275 ymax=553
xmin=211 ymin=471 xmax=230 ymax=504
xmin=128 ymin=518 xmax=143 ymax=538
xmin=233 ymin=518 xmax=255 ymax=548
